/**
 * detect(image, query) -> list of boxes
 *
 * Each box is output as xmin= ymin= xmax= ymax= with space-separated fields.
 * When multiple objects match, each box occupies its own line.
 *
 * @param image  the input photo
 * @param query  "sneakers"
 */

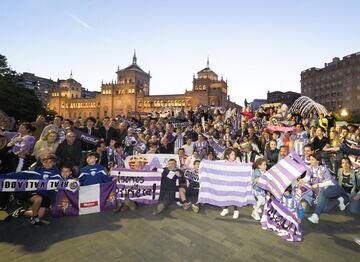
xmin=307 ymin=213 xmax=319 ymax=224
xmin=183 ymin=202 xmax=191 ymax=210
xmin=30 ymin=216 xmax=43 ymax=226
xmin=233 ymin=210 xmax=240 ymax=219
xmin=11 ymin=207 xmax=26 ymax=218
xmin=191 ymin=204 xmax=199 ymax=213
xmin=251 ymin=210 xmax=261 ymax=221
xmin=124 ymin=198 xmax=136 ymax=211
xmin=220 ymin=208 xmax=229 ymax=217
xmin=354 ymin=237 xmax=360 ymax=246
xmin=338 ymin=197 xmax=348 ymax=211
xmin=153 ymin=203 xmax=165 ymax=215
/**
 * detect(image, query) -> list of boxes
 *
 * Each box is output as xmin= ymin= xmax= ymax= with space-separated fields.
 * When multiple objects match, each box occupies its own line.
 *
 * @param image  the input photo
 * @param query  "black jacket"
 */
xmin=55 ymin=139 xmax=82 ymax=167
xmin=98 ymin=126 xmax=119 ymax=146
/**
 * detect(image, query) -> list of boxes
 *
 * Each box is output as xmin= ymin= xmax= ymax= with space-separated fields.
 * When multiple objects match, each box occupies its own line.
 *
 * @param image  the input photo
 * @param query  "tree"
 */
xmin=0 ymin=54 xmax=44 ymax=122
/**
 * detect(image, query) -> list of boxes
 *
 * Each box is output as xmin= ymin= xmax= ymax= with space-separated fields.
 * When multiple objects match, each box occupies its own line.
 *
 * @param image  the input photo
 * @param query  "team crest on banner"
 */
xmin=124 ymin=154 xmax=180 ymax=169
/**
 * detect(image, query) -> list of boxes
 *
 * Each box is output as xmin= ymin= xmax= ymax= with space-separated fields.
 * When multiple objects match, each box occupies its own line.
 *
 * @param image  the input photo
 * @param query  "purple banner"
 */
xmin=71 ymin=128 xmax=100 ymax=145
xmin=52 ymin=182 xmax=116 ymax=216
xmin=261 ymin=196 xmax=302 ymax=242
xmin=111 ymin=168 xmax=161 ymax=205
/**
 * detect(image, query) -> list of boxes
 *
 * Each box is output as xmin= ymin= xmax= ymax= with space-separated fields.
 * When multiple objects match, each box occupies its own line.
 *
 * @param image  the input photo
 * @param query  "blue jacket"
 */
xmin=79 ymin=164 xmax=112 ymax=186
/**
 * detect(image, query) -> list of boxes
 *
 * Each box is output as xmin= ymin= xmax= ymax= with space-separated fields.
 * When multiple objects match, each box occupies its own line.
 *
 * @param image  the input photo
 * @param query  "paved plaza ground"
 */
xmin=0 ymin=204 xmax=359 ymax=262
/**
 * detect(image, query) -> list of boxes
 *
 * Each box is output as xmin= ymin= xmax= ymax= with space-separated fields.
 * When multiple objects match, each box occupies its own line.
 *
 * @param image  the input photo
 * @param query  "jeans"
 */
xmin=314 ymin=184 xmax=348 ymax=216
xmin=350 ymin=198 xmax=360 ymax=214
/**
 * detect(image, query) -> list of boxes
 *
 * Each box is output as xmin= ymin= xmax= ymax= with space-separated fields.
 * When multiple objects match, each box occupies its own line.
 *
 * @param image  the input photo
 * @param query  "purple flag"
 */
xmin=257 ymin=153 xmax=309 ymax=200
xmin=198 ymin=160 xmax=255 ymax=207
xmin=261 ymin=196 xmax=303 ymax=242
xmin=52 ymin=182 xmax=116 ymax=216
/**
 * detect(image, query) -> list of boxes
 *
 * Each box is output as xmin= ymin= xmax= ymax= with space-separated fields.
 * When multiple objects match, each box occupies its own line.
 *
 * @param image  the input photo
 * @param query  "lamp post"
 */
xmin=340 ymin=109 xmax=348 ymax=118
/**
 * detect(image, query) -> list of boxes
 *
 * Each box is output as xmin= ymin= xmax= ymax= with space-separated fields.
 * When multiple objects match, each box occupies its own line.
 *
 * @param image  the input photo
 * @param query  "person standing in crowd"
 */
xmin=278 ymin=145 xmax=288 ymax=161
xmin=307 ymin=153 xmax=349 ymax=224
xmin=264 ymin=139 xmax=279 ymax=169
xmin=251 ymin=158 xmax=267 ymax=221
xmin=55 ymin=131 xmax=82 ymax=176
xmin=79 ymin=117 xmax=100 ymax=152
xmin=159 ymin=137 xmax=173 ymax=154
xmin=154 ymin=159 xmax=188 ymax=214
xmin=32 ymin=130 xmax=59 ymax=160
xmin=40 ymin=115 xmax=66 ymax=143
xmin=32 ymin=115 xmax=47 ymax=141
xmin=241 ymin=143 xmax=260 ymax=164
xmin=182 ymin=137 xmax=195 ymax=157
xmin=98 ymin=116 xmax=119 ymax=146
xmin=220 ymin=148 xmax=241 ymax=219
xmin=95 ymin=141 xmax=108 ymax=169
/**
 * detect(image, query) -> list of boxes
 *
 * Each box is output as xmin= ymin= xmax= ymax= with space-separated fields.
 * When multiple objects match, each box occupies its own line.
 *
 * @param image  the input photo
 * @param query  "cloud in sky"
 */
xmin=68 ymin=13 xmax=91 ymax=30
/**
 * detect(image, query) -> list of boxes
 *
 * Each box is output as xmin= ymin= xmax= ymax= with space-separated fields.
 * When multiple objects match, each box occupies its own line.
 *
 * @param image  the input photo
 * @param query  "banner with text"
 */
xmin=111 ymin=168 xmax=162 ymax=205
xmin=0 ymin=179 xmax=79 ymax=192
xmin=261 ymin=196 xmax=302 ymax=242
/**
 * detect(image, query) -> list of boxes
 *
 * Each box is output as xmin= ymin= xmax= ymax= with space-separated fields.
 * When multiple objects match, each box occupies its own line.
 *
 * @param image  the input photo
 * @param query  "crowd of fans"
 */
xmin=0 ymin=105 xmax=359 ymax=228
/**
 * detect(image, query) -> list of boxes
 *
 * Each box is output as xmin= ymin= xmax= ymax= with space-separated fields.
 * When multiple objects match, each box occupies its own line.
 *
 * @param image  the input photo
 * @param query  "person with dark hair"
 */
xmin=154 ymin=159 xmax=188 ymax=214
xmin=95 ymin=141 xmax=108 ymax=169
xmin=307 ymin=153 xmax=349 ymax=224
xmin=302 ymin=144 xmax=313 ymax=166
xmin=251 ymin=158 xmax=267 ymax=220
xmin=62 ymin=119 xmax=74 ymax=132
xmin=98 ymin=116 xmax=119 ymax=146
xmin=79 ymin=117 xmax=100 ymax=151
xmin=311 ymin=127 xmax=329 ymax=152
xmin=78 ymin=152 xmax=113 ymax=186
xmin=264 ymin=139 xmax=279 ymax=169
xmin=337 ymin=157 xmax=357 ymax=196
xmin=220 ymin=148 xmax=241 ymax=219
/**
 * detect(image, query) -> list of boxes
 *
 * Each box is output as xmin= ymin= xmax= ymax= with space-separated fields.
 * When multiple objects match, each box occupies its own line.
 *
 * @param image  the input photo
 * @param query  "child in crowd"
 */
xmin=79 ymin=152 xmax=114 ymax=186
xmin=251 ymin=158 xmax=267 ymax=221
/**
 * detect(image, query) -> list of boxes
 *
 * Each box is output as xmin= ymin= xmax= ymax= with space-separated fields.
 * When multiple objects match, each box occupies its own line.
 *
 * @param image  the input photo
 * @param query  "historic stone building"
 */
xmin=48 ymin=53 xmax=241 ymax=119
xmin=301 ymin=52 xmax=360 ymax=112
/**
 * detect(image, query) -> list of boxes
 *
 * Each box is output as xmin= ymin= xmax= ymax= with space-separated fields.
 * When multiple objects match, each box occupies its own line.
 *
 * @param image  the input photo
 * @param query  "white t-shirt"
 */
xmin=182 ymin=142 xmax=195 ymax=157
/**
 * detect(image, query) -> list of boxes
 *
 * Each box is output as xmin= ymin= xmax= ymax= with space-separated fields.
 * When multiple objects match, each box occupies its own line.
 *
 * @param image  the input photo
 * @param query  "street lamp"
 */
xmin=340 ymin=109 xmax=348 ymax=117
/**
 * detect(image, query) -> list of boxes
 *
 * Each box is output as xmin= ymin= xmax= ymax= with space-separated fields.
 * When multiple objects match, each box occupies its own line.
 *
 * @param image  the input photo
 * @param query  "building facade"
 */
xmin=48 ymin=54 xmax=241 ymax=119
xmin=19 ymin=72 xmax=60 ymax=105
xmin=301 ymin=52 xmax=360 ymax=112
xmin=267 ymin=91 xmax=301 ymax=106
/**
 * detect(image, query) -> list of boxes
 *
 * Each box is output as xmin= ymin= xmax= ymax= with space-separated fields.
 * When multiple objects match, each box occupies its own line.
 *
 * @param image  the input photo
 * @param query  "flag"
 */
xmin=257 ymin=153 xmax=308 ymax=200
xmin=52 ymin=181 xmax=116 ymax=216
xmin=111 ymin=168 xmax=162 ymax=205
xmin=198 ymin=160 xmax=255 ymax=207
xmin=261 ymin=196 xmax=302 ymax=242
